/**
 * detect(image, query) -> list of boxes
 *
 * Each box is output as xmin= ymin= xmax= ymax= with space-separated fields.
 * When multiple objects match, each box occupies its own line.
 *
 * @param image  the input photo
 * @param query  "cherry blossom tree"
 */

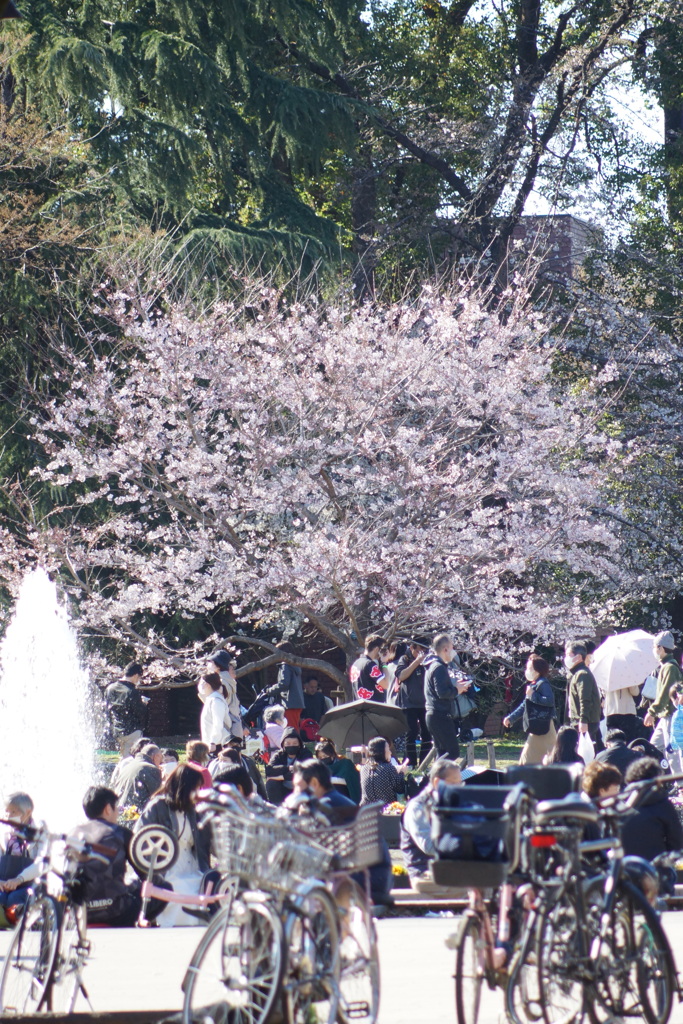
xmin=6 ymin=284 xmax=664 ymax=691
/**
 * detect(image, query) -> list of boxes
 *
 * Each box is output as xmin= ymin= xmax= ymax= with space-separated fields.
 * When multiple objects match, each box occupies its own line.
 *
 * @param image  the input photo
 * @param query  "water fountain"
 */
xmin=0 ymin=567 xmax=96 ymax=828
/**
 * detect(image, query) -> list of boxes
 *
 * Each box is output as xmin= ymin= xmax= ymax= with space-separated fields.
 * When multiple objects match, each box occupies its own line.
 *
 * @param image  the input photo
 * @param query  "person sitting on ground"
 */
xmin=302 ymin=678 xmax=329 ymax=723
xmin=621 ymin=757 xmax=683 ymax=868
xmin=314 ymin=739 xmax=361 ymax=804
xmin=213 ymin=763 xmax=255 ymax=800
xmin=290 ymin=759 xmax=393 ymax=907
xmin=263 ymin=704 xmax=286 ymax=753
xmin=209 ymin=745 xmax=241 ymax=780
xmin=0 ymin=792 xmax=40 ymax=919
xmin=114 ymin=742 xmax=164 ymax=810
xmin=219 ymin=735 xmax=268 ymax=801
xmin=291 ymin=758 xmax=358 ymax=825
xmin=543 ymin=725 xmax=585 ymax=765
xmin=594 ymin=730 xmax=644 ymax=777
xmin=359 ymin=737 xmax=410 ymax=806
xmin=135 ymin=764 xmax=211 ymax=927
xmin=582 ymin=761 xmax=622 ymax=802
xmin=185 ymin=740 xmax=213 ymax=788
xmin=400 ymin=759 xmax=462 ymax=894
xmin=265 ymin=727 xmax=308 ymax=805
xmin=110 ymin=735 xmax=151 ymax=789
xmin=161 ymin=748 xmax=180 ymax=778
xmin=69 ymin=786 xmax=168 ymax=926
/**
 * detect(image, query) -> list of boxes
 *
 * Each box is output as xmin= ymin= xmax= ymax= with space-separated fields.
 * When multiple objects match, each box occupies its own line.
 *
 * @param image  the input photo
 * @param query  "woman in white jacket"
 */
xmin=198 ymin=674 xmax=230 ymax=752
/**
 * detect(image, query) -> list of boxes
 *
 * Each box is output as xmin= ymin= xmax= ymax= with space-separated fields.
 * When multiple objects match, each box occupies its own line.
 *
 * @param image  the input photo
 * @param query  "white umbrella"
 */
xmin=591 ymin=629 xmax=658 ymax=693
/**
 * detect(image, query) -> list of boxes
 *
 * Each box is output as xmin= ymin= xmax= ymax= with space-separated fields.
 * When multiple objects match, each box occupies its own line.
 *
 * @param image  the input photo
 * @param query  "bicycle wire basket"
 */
xmin=211 ymin=806 xmax=335 ymax=894
xmin=309 ymin=802 xmax=383 ymax=871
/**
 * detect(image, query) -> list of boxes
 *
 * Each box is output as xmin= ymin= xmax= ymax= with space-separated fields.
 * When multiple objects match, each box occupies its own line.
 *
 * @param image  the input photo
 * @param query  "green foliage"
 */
xmin=5 ymin=0 xmax=362 ymax=262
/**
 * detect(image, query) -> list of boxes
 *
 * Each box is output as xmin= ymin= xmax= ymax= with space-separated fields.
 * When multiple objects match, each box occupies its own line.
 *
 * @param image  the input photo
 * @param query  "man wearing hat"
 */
xmin=208 ymin=650 xmax=244 ymax=740
xmin=644 ymin=632 xmax=682 ymax=754
xmin=394 ymin=638 xmax=431 ymax=766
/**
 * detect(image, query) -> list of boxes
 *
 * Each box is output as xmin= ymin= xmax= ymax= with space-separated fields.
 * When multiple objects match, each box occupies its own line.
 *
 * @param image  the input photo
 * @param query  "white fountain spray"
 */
xmin=0 ymin=567 xmax=96 ymax=828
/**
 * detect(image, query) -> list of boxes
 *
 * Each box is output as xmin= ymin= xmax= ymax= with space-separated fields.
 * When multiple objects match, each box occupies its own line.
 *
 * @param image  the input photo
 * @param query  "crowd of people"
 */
xmin=1 ymin=629 xmax=682 ymax=929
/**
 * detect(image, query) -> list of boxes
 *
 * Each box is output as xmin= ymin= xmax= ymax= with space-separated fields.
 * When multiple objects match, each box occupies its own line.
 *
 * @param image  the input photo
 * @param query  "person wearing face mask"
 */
xmin=423 ymin=633 xmax=473 ymax=761
xmin=265 ymin=727 xmax=307 ymax=804
xmin=207 ymin=651 xmax=244 ymax=741
xmin=503 ymin=655 xmax=557 ymax=764
xmin=644 ymin=631 xmax=683 ymax=755
xmin=0 ymin=792 xmax=39 ymax=921
xmin=198 ymin=672 xmax=230 ymax=754
xmin=565 ymin=640 xmax=604 ymax=753
xmin=314 ymin=739 xmax=361 ymax=803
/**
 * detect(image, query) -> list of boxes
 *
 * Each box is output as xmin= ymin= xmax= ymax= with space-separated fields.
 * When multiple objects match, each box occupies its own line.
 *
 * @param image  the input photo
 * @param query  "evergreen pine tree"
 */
xmin=5 ymin=0 xmax=362 ymax=265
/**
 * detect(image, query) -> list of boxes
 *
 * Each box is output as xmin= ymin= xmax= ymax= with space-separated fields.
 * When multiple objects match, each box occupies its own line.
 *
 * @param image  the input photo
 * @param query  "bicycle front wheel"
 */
xmin=633 ymin=889 xmax=675 ymax=1024
xmin=506 ymin=916 xmax=543 ymax=1024
xmin=284 ymin=884 xmax=340 ymax=1024
xmin=48 ymin=901 xmax=88 ymax=1013
xmin=335 ymin=878 xmax=380 ymax=1024
xmin=537 ymin=895 xmax=586 ymax=1024
xmin=0 ymin=894 xmax=59 ymax=1014
xmin=182 ymin=893 xmax=284 ymax=1024
xmin=454 ymin=914 xmax=485 ymax=1024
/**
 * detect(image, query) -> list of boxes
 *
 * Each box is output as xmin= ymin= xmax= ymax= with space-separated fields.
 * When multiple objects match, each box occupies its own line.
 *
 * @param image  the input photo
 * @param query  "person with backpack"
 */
xmin=104 ymin=662 xmax=148 ymax=758
xmin=503 ymin=654 xmax=557 ymax=764
xmin=69 ymin=786 xmax=168 ymax=926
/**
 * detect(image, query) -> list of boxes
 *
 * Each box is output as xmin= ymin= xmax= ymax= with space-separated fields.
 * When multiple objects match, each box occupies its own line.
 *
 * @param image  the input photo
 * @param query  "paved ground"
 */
xmin=2 ymin=911 xmax=683 ymax=1023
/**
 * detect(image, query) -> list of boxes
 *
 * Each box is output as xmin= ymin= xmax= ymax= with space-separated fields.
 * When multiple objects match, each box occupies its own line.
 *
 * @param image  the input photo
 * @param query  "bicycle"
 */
xmin=181 ymin=788 xmax=341 ymax=1024
xmin=506 ymin=776 xmax=681 ymax=1024
xmin=0 ymin=819 xmax=109 ymax=1014
xmin=429 ymin=782 xmax=531 ymax=1024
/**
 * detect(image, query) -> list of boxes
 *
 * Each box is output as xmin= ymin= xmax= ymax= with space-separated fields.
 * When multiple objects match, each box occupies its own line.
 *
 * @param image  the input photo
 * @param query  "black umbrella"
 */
xmin=318 ymin=699 xmax=408 ymax=749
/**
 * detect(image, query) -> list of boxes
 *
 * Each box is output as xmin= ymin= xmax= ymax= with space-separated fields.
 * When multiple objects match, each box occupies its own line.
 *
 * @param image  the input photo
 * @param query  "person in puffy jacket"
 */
xmin=70 ymin=786 xmax=168 ymax=926
xmin=113 ymin=744 xmax=163 ymax=810
xmin=424 ymin=634 xmax=473 ymax=760
xmin=621 ymin=757 xmax=683 ymax=864
xmin=503 ymin=655 xmax=557 ymax=765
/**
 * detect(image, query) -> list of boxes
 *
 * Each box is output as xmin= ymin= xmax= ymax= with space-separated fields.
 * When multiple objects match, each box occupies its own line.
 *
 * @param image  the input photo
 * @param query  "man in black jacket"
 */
xmin=302 ymin=677 xmax=328 ymax=723
xmin=105 ymin=662 xmax=148 ymax=757
xmin=395 ymin=638 xmax=431 ymax=766
xmin=349 ymin=635 xmax=387 ymax=702
xmin=70 ymin=787 xmax=167 ymax=926
xmin=424 ymin=634 xmax=473 ymax=760
xmin=621 ymin=758 xmax=683 ymax=877
xmin=595 ymin=730 xmax=644 ymax=777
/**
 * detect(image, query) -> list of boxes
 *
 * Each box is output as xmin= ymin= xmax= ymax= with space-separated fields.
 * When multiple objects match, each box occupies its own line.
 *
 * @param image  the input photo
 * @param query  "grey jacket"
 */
xmin=113 ymin=754 xmax=162 ymax=810
xmin=278 ymin=663 xmax=304 ymax=710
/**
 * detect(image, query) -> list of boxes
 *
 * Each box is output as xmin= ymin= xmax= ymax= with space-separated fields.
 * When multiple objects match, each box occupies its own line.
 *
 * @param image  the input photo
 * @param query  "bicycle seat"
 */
xmin=534 ymin=794 xmax=598 ymax=825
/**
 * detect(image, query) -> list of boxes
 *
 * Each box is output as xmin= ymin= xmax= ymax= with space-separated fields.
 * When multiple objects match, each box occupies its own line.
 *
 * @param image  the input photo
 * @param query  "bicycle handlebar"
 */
xmin=0 ymin=819 xmax=115 ymax=864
